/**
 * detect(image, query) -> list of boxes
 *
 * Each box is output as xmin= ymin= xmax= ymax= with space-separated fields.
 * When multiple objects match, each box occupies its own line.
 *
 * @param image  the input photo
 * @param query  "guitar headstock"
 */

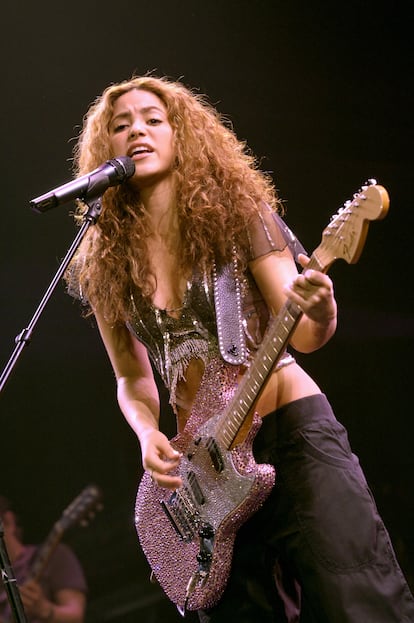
xmin=313 ymin=180 xmax=389 ymax=272
xmin=56 ymin=484 xmax=103 ymax=535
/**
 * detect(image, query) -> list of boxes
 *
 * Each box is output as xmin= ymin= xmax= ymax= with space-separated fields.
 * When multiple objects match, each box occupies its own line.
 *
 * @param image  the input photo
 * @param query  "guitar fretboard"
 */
xmin=216 ymin=255 xmax=323 ymax=449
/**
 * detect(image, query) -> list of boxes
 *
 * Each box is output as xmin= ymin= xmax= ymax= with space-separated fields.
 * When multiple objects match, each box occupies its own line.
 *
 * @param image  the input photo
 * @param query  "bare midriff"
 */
xmin=175 ymin=359 xmax=321 ymax=436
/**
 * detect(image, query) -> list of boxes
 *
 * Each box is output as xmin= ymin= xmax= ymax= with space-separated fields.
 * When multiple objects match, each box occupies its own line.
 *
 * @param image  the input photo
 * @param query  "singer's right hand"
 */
xmin=141 ymin=429 xmax=182 ymax=489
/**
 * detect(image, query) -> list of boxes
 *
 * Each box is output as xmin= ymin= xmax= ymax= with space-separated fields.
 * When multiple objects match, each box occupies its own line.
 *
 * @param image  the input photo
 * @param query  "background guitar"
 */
xmin=0 ymin=485 xmax=102 ymax=622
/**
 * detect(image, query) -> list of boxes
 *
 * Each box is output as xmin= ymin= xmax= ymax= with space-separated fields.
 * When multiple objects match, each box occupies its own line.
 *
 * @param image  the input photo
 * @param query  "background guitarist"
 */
xmin=0 ymin=496 xmax=87 ymax=623
xmin=65 ymin=75 xmax=414 ymax=622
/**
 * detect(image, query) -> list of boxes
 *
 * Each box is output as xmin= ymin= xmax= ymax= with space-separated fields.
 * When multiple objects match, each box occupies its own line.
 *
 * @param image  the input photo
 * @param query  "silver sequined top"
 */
xmin=127 ymin=207 xmax=303 ymax=409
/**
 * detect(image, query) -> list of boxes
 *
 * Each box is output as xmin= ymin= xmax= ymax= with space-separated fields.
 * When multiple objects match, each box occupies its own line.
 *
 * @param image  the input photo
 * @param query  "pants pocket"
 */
xmin=282 ymin=421 xmax=383 ymax=571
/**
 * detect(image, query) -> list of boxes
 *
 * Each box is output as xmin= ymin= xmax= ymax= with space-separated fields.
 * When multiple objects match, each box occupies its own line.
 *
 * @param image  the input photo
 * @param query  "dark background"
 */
xmin=0 ymin=1 xmax=413 ymax=621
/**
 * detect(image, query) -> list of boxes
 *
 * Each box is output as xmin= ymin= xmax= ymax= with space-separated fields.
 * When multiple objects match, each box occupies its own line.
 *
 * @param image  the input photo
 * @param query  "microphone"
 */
xmin=30 ymin=156 xmax=135 ymax=213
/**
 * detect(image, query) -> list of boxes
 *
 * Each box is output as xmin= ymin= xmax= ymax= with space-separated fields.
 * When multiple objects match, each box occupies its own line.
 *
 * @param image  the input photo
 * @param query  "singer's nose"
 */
xmin=129 ymin=120 xmax=146 ymax=138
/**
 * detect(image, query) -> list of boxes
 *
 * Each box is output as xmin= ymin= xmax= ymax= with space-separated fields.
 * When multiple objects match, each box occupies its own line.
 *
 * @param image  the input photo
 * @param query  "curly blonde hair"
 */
xmin=66 ymin=75 xmax=282 ymax=324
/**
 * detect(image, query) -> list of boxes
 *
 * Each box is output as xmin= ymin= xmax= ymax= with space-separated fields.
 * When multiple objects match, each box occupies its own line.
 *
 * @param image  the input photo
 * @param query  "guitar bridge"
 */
xmin=161 ymin=489 xmax=200 ymax=542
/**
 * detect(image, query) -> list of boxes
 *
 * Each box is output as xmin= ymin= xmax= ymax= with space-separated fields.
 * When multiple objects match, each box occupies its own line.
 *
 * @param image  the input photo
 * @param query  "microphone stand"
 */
xmin=0 ymin=197 xmax=102 ymax=622
xmin=0 ymin=198 xmax=102 ymax=394
xmin=0 ymin=517 xmax=28 ymax=623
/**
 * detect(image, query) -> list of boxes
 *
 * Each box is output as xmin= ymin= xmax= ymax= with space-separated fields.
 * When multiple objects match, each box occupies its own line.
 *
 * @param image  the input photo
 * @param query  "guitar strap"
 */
xmin=214 ymin=213 xmax=306 ymax=366
xmin=213 ymin=254 xmax=247 ymax=365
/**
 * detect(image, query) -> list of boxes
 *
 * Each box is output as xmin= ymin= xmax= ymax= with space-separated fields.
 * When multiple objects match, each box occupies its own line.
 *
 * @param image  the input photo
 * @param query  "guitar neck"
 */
xmin=29 ymin=528 xmax=62 ymax=582
xmin=216 ymin=254 xmax=323 ymax=449
xmin=27 ymin=485 xmax=102 ymax=582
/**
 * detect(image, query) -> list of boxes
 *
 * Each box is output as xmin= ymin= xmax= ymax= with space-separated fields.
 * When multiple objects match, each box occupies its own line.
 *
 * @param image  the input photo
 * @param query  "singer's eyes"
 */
xmin=113 ymin=123 xmax=129 ymax=133
xmin=111 ymin=118 xmax=163 ymax=133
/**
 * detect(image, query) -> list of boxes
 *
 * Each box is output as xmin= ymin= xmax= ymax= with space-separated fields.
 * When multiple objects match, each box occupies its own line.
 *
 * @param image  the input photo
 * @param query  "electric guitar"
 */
xmin=28 ymin=484 xmax=102 ymax=582
xmin=0 ymin=485 xmax=102 ymax=622
xmin=135 ymin=181 xmax=389 ymax=614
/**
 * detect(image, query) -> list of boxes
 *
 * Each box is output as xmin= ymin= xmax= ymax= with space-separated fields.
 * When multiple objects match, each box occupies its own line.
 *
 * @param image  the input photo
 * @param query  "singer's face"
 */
xmin=109 ymin=89 xmax=174 ymax=190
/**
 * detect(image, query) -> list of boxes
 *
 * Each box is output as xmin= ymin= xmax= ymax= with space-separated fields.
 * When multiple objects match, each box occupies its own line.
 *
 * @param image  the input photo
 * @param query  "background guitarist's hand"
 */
xmin=19 ymin=579 xmax=53 ymax=621
xmin=140 ymin=428 xmax=182 ymax=490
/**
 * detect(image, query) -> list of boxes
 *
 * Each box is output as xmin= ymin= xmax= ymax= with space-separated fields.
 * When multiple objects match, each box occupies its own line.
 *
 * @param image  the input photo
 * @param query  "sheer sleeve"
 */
xmin=64 ymin=254 xmax=88 ymax=305
xmin=248 ymin=203 xmax=307 ymax=262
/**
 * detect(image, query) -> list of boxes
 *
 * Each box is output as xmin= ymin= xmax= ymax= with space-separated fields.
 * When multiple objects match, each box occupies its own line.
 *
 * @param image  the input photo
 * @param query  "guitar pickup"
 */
xmin=187 ymin=470 xmax=205 ymax=505
xmin=206 ymin=437 xmax=224 ymax=473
